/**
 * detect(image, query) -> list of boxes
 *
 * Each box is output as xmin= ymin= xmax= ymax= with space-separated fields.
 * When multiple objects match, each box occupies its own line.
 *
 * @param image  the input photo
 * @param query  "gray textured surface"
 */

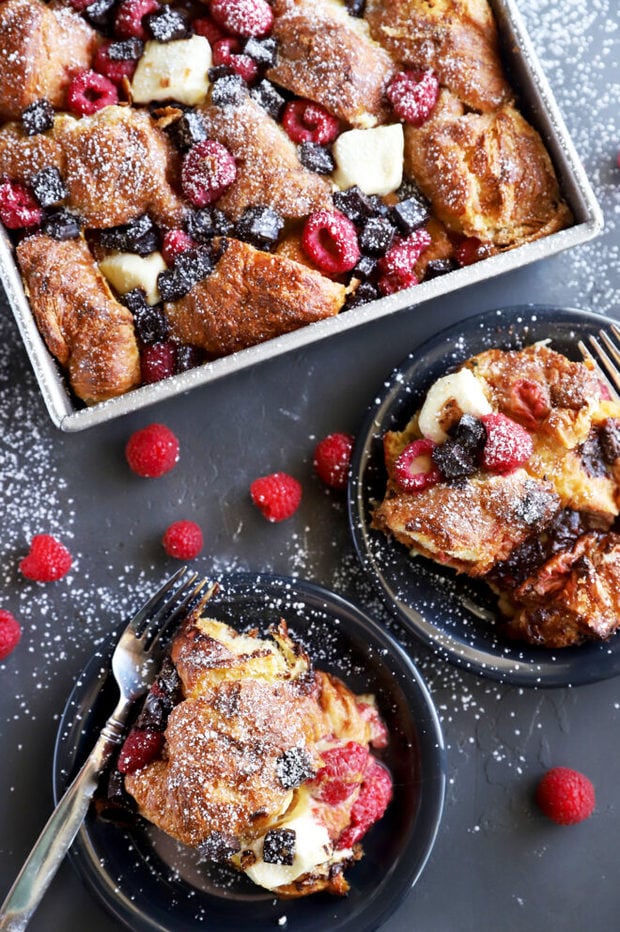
xmin=1 ymin=1 xmax=619 ymax=929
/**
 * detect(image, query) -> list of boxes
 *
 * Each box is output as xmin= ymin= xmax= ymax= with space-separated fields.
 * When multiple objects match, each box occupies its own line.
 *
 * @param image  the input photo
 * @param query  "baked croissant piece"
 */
xmin=119 ymin=611 xmax=391 ymax=898
xmin=16 ymin=233 xmax=141 ymax=404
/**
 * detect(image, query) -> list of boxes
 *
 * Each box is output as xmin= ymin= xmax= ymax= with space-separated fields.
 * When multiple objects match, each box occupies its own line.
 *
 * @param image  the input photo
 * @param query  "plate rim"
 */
xmin=53 ymin=571 xmax=446 ymax=932
xmin=347 ymin=303 xmax=620 ymax=688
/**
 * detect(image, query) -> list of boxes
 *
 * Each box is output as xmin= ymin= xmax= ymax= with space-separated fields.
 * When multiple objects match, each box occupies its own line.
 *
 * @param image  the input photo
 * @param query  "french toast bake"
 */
xmin=372 ymin=344 xmax=620 ymax=647
xmin=100 ymin=608 xmax=391 ymax=897
xmin=0 ymin=0 xmax=571 ymax=405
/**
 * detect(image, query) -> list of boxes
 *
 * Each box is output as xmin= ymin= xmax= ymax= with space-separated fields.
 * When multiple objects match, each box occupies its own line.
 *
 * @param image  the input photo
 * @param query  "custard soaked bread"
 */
xmin=373 ymin=344 xmax=620 ymax=647
xmin=0 ymin=0 xmax=571 ymax=404
xmin=116 ymin=610 xmax=391 ymax=898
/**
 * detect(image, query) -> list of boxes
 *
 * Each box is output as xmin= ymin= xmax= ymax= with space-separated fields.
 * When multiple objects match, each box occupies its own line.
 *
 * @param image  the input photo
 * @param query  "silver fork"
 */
xmin=0 ymin=566 xmax=211 ymax=932
xmin=578 ymin=323 xmax=620 ymax=400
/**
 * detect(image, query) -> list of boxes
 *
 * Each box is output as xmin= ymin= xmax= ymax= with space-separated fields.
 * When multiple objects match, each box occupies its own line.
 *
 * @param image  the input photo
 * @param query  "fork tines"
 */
xmin=578 ymin=322 xmax=620 ymax=400
xmin=133 ymin=566 xmax=213 ymax=649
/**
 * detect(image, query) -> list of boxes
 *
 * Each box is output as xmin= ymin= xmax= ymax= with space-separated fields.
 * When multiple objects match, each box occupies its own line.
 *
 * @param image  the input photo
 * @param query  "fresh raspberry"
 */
xmin=140 ymin=340 xmax=177 ymax=384
xmin=161 ymin=229 xmax=196 ymax=265
xmin=117 ymin=727 xmax=165 ymax=774
xmin=115 ymin=0 xmax=160 ymax=39
xmin=250 ymin=472 xmax=302 ymax=522
xmin=480 ymin=413 xmax=533 ymax=473
xmin=454 ymin=236 xmax=494 ymax=267
xmin=281 ymin=99 xmax=340 ymax=145
xmin=320 ymin=742 xmax=370 ymax=781
xmin=377 ymin=228 xmax=432 ymax=296
xmin=192 ymin=15 xmax=228 ymax=44
xmin=0 ymin=178 xmax=43 ymax=230
xmin=209 ymin=0 xmax=273 ymax=37
xmin=19 ymin=534 xmax=73 ymax=582
xmin=66 ymin=71 xmax=119 ymax=116
xmin=93 ymin=42 xmax=139 ymax=86
xmin=507 ymin=378 xmax=551 ymax=427
xmin=181 ymin=139 xmax=237 ymax=208
xmin=393 ymin=438 xmax=442 ymax=492
xmin=336 ymin=760 xmax=393 ymax=849
xmin=0 ymin=610 xmax=22 ymax=661
xmin=386 ymin=69 xmax=439 ymax=126
xmin=68 ymin=0 xmax=93 ymax=9
xmin=313 ymin=432 xmax=354 ymax=490
xmin=536 ymin=767 xmax=595 ymax=825
xmin=125 ymin=423 xmax=180 ymax=477
xmin=162 ymin=520 xmax=204 ymax=559
xmin=212 ymin=38 xmax=259 ymax=83
xmin=301 ymin=209 xmax=360 ymax=276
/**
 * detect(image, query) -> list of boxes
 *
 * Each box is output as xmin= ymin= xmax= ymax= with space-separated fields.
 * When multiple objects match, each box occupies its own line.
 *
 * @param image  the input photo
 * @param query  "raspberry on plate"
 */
xmin=117 ymin=727 xmax=165 ymax=774
xmin=250 ymin=472 xmax=302 ymax=522
xmin=281 ymin=99 xmax=340 ymax=145
xmin=386 ymin=69 xmax=439 ymax=126
xmin=301 ymin=210 xmax=360 ymax=276
xmin=313 ymin=432 xmax=354 ymax=490
xmin=336 ymin=759 xmax=393 ymax=849
xmin=66 ymin=70 xmax=119 ymax=116
xmin=163 ymin=520 xmax=204 ymax=559
xmin=115 ymin=0 xmax=160 ymax=40
xmin=0 ymin=610 xmax=22 ymax=660
xmin=140 ymin=340 xmax=177 ymax=384
xmin=181 ymin=139 xmax=237 ymax=208
xmin=480 ymin=412 xmax=533 ymax=473
xmin=19 ymin=534 xmax=73 ymax=582
xmin=125 ymin=423 xmax=180 ymax=477
xmin=0 ymin=178 xmax=43 ymax=230
xmin=393 ymin=439 xmax=441 ymax=492
xmin=209 ymin=0 xmax=274 ymax=37
xmin=536 ymin=767 xmax=595 ymax=825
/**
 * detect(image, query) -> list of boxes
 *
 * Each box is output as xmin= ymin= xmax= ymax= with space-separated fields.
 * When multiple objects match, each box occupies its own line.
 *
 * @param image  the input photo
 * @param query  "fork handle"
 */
xmin=0 ymin=711 xmax=127 ymax=932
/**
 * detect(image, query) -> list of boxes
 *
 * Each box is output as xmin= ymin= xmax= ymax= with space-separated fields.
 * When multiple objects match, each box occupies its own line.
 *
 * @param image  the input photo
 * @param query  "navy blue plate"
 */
xmin=348 ymin=305 xmax=620 ymax=688
xmin=53 ymin=573 xmax=445 ymax=932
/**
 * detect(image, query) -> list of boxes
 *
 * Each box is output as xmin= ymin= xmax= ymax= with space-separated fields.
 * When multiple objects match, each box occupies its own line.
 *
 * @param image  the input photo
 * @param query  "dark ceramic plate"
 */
xmin=53 ymin=573 xmax=446 ymax=932
xmin=348 ymin=305 xmax=620 ymax=688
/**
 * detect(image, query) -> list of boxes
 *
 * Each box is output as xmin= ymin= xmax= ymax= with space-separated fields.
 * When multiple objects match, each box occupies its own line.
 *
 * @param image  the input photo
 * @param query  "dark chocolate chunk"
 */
xmin=424 ymin=258 xmax=458 ymax=279
xmin=345 ymin=0 xmax=366 ymax=14
xmin=599 ymin=418 xmax=620 ymax=464
xmin=210 ymin=73 xmax=247 ymax=107
xmin=158 ymin=246 xmax=213 ymax=301
xmin=262 ymin=829 xmax=296 ymax=866
xmin=146 ymin=6 xmax=190 ymax=42
xmin=108 ymin=38 xmax=144 ymax=61
xmin=390 ymin=193 xmax=431 ymax=235
xmin=84 ymin=0 xmax=116 ymax=29
xmin=186 ymin=206 xmax=232 ymax=242
xmin=175 ymin=344 xmax=203 ymax=372
xmin=119 ymin=287 xmax=149 ymax=313
xmin=250 ymin=79 xmax=285 ymax=119
xmin=100 ymin=214 xmax=158 ymax=254
xmin=333 ymin=185 xmax=387 ymax=226
xmin=199 ymin=831 xmax=241 ymax=862
xmin=41 ymin=208 xmax=81 ymax=241
xmin=132 ymin=304 xmax=170 ymax=345
xmin=21 ymin=99 xmax=54 ymax=136
xmin=579 ymin=428 xmax=608 ymax=478
xmin=358 ymin=216 xmax=396 ymax=256
xmin=234 ymin=205 xmax=283 ymax=250
xmin=452 ymin=413 xmax=487 ymax=455
xmin=275 ymin=747 xmax=315 ymax=789
xmin=353 ymin=254 xmax=378 ymax=280
xmin=344 ymin=280 xmax=380 ymax=309
xmin=167 ymin=110 xmax=208 ymax=151
xmin=298 ymin=142 xmax=335 ymax=174
xmin=31 ymin=167 xmax=68 ymax=207
xmin=432 ymin=439 xmax=478 ymax=480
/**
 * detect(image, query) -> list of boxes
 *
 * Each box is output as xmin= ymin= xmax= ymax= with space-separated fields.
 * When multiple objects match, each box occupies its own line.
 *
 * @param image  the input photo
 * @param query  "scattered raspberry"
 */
xmin=536 ymin=767 xmax=595 ymax=825
xmin=192 ymin=15 xmax=227 ymax=45
xmin=301 ymin=209 xmax=360 ymax=276
xmin=161 ymin=229 xmax=196 ymax=265
xmin=0 ymin=610 xmax=22 ymax=661
xmin=393 ymin=438 xmax=441 ymax=492
xmin=454 ymin=236 xmax=493 ymax=267
xmin=19 ymin=534 xmax=73 ymax=582
xmin=140 ymin=340 xmax=177 ymax=384
xmin=209 ymin=0 xmax=273 ymax=37
xmin=313 ymin=432 xmax=354 ymax=490
xmin=212 ymin=38 xmax=259 ymax=83
xmin=162 ymin=520 xmax=204 ymax=559
xmin=125 ymin=423 xmax=180 ymax=477
xmin=386 ymin=69 xmax=439 ymax=126
xmin=66 ymin=70 xmax=119 ymax=116
xmin=181 ymin=139 xmax=237 ymax=208
xmin=0 ymin=178 xmax=43 ymax=229
xmin=250 ymin=472 xmax=302 ymax=522
xmin=115 ymin=0 xmax=160 ymax=39
xmin=377 ymin=228 xmax=432 ymax=295
xmin=282 ymin=99 xmax=340 ymax=145
xmin=336 ymin=760 xmax=393 ymax=849
xmin=117 ymin=727 xmax=165 ymax=774
xmin=480 ymin=413 xmax=533 ymax=473
xmin=93 ymin=42 xmax=138 ymax=86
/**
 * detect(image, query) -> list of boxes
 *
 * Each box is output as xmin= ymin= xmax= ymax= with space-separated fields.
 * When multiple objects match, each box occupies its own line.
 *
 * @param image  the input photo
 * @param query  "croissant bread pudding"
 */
xmin=372 ymin=343 xmax=620 ymax=648
xmin=0 ymin=0 xmax=571 ymax=405
xmin=97 ymin=608 xmax=392 ymax=897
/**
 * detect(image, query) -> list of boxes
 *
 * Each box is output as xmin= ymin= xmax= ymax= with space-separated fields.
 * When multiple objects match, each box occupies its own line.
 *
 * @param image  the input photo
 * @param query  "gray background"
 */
xmin=1 ymin=0 xmax=619 ymax=929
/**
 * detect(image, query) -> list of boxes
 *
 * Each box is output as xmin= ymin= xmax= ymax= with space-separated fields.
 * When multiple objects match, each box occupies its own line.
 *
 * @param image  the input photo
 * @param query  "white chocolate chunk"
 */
xmin=331 ymin=124 xmax=404 ymax=196
xmin=131 ymin=36 xmax=212 ymax=106
xmin=418 ymin=368 xmax=493 ymax=442
xmin=243 ymin=811 xmax=335 ymax=891
xmin=98 ymin=251 xmax=167 ymax=305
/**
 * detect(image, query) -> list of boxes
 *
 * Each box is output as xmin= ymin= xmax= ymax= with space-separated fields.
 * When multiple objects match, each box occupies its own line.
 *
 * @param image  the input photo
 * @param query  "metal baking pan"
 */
xmin=0 ymin=0 xmax=603 ymax=432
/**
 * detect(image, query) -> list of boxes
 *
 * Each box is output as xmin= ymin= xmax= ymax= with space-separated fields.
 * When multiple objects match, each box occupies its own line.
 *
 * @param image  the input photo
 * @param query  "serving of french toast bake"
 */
xmin=0 ymin=0 xmax=572 ymax=405
xmin=372 ymin=343 xmax=620 ymax=648
xmin=98 ymin=608 xmax=391 ymax=897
